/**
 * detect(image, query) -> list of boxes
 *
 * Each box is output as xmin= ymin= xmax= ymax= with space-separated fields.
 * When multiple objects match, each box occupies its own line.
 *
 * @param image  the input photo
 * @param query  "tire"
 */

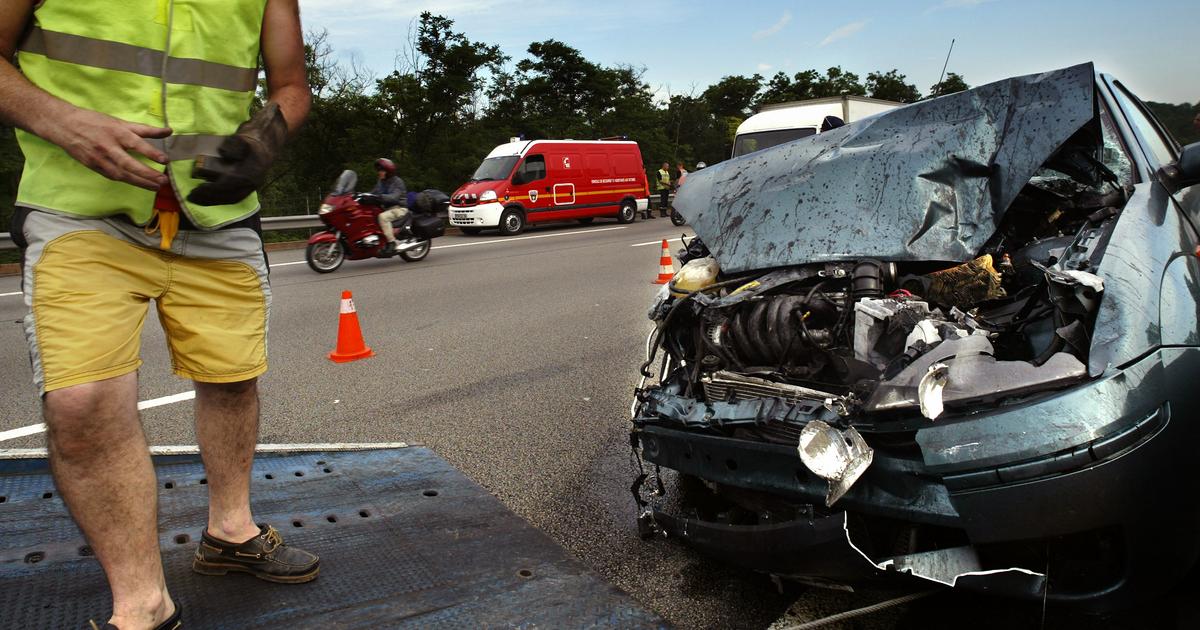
xmin=399 ymin=239 xmax=431 ymax=262
xmin=305 ymin=240 xmax=344 ymax=273
xmin=617 ymin=200 xmax=637 ymax=224
xmin=460 ymin=227 xmax=482 ymax=235
xmin=577 ymin=217 xmax=594 ymax=225
xmin=671 ymin=210 xmax=686 ymax=226
xmin=498 ymin=207 xmax=525 ymax=235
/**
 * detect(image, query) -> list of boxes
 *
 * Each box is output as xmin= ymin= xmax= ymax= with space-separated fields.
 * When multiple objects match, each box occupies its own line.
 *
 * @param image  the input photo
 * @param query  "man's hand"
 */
xmin=187 ymin=102 xmax=288 ymax=206
xmin=49 ymin=108 xmax=171 ymax=190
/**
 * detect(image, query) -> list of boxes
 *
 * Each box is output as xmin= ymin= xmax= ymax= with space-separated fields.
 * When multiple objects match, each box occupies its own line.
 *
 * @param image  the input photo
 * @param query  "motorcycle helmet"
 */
xmin=695 ymin=161 xmax=707 ymax=170
xmin=374 ymin=158 xmax=396 ymax=175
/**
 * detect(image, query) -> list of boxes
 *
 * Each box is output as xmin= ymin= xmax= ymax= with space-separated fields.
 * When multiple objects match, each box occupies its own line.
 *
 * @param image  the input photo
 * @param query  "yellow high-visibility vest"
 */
xmin=656 ymin=169 xmax=670 ymax=191
xmin=15 ymin=0 xmax=267 ymax=228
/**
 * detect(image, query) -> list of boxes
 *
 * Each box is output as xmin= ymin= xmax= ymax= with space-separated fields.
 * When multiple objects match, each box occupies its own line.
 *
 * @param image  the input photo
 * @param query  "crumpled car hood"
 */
xmin=676 ymin=63 xmax=1097 ymax=274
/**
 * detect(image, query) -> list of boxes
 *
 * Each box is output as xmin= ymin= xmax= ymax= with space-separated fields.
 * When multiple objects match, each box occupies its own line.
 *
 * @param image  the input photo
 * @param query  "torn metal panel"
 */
xmin=877 ymin=547 xmax=1046 ymax=590
xmin=675 ymin=63 xmax=1097 ymax=274
xmin=867 ymin=336 xmax=1088 ymax=413
xmin=837 ymin=513 xmax=1045 ymax=592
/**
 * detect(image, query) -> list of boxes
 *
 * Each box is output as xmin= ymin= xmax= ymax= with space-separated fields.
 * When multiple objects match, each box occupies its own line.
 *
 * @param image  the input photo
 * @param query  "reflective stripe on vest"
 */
xmin=14 ymin=0 xmax=267 ymax=229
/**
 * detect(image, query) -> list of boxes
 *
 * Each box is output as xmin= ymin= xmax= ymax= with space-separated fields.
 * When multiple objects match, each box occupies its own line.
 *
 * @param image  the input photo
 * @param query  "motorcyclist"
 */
xmin=370 ymin=158 xmax=408 ymax=254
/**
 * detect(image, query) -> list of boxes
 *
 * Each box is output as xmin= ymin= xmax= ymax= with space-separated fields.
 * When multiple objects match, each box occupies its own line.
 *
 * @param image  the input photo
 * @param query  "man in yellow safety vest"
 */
xmin=0 ymin=1 xmax=314 ymax=628
xmin=655 ymin=161 xmax=671 ymax=218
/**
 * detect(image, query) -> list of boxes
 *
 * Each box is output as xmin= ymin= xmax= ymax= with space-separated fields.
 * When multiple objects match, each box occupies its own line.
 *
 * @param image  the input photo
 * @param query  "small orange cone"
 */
xmin=652 ymin=239 xmax=675 ymax=285
xmin=328 ymin=291 xmax=375 ymax=363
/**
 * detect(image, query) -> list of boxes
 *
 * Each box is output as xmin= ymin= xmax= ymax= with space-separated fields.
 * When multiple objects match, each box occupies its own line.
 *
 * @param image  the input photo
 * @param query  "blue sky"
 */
xmin=299 ymin=0 xmax=1199 ymax=104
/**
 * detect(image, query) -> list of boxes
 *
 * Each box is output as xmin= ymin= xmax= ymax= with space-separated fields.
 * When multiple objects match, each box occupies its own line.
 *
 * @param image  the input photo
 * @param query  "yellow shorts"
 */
xmin=16 ymin=209 xmax=271 ymax=395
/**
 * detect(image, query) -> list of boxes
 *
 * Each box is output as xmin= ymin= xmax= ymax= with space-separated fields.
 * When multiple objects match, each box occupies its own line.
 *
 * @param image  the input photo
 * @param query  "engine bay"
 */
xmin=636 ymin=151 xmax=1130 ymax=455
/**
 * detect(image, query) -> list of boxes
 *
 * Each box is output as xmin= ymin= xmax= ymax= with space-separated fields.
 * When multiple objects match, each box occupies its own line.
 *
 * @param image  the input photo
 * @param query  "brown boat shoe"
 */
xmin=192 ymin=525 xmax=319 ymax=584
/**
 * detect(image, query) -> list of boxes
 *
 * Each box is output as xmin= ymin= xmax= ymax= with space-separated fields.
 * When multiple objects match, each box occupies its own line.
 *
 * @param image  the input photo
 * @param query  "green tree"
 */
xmin=928 ymin=72 xmax=969 ymax=98
xmin=757 ymin=67 xmax=865 ymax=106
xmin=1146 ymin=101 xmax=1200 ymax=146
xmin=865 ymin=69 xmax=920 ymax=103
xmin=503 ymin=39 xmax=620 ymax=138
xmin=702 ymin=75 xmax=763 ymax=119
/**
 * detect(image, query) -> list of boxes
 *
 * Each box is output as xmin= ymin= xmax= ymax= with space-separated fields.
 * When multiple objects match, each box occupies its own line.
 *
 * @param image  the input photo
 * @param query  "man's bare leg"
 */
xmin=195 ymin=378 xmax=261 ymax=543
xmin=45 ymin=372 xmax=174 ymax=630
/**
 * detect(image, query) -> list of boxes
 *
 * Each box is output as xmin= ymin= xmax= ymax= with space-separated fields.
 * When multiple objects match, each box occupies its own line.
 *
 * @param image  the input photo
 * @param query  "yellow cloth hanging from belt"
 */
xmin=146 ymin=184 xmax=182 ymax=250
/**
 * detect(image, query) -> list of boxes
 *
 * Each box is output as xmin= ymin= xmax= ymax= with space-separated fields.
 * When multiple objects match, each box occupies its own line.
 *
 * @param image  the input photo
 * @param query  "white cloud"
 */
xmin=753 ymin=11 xmax=792 ymax=41
xmin=757 ymin=63 xmax=773 ymax=72
xmin=819 ymin=21 xmax=866 ymax=47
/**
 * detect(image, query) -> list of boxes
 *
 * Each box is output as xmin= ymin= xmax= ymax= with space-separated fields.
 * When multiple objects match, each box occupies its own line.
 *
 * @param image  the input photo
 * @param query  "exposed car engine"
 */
xmin=636 ymin=152 xmax=1126 ymax=505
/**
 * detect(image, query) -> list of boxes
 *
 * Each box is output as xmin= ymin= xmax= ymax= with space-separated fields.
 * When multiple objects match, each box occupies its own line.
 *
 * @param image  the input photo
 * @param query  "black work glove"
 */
xmin=188 ymin=102 xmax=288 ymax=206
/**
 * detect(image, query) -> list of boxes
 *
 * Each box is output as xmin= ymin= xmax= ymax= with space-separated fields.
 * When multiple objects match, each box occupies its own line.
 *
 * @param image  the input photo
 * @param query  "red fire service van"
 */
xmin=450 ymin=139 xmax=650 ymax=235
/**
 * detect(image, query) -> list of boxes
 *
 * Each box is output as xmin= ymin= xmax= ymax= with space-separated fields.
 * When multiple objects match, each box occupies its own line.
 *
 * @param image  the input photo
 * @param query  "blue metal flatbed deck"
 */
xmin=0 ymin=445 xmax=667 ymax=629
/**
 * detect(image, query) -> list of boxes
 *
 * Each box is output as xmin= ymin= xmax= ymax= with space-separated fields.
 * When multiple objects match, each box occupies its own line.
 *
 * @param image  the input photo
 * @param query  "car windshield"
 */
xmin=733 ymin=128 xmax=817 ymax=157
xmin=470 ymin=156 xmax=519 ymax=182
xmin=331 ymin=170 xmax=357 ymax=195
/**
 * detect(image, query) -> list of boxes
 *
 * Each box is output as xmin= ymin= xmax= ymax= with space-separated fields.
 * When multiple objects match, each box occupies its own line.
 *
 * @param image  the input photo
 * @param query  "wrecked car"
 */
xmin=629 ymin=63 xmax=1200 ymax=610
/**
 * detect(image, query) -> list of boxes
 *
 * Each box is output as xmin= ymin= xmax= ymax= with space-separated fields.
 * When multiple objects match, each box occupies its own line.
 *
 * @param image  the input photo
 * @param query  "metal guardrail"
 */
xmin=261 ymin=214 xmax=323 ymax=231
xmin=0 ymin=214 xmax=323 ymax=251
xmin=0 ymin=197 xmax=665 ymax=251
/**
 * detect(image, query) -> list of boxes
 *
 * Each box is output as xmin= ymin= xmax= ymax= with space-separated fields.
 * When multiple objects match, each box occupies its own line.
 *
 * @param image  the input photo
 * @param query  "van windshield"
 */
xmin=470 ymin=156 xmax=519 ymax=182
xmin=732 ymin=128 xmax=817 ymax=157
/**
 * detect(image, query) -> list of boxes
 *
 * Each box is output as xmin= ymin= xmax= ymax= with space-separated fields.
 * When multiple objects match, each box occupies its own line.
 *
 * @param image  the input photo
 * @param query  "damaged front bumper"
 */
xmin=633 ymin=348 xmax=1200 ymax=610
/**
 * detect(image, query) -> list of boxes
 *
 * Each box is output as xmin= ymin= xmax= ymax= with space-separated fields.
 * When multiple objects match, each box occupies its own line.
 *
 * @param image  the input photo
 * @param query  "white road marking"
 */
xmin=139 ymin=390 xmax=196 ymax=409
xmin=0 ymin=423 xmax=45 ymax=442
xmin=0 ymin=442 xmax=414 ymax=459
xmin=631 ymin=236 xmax=690 ymax=247
xmin=0 ymin=391 xmax=196 ymax=443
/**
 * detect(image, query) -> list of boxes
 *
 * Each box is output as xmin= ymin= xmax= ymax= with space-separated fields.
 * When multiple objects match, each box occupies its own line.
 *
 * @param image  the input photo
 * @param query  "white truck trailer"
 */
xmin=732 ymin=95 xmax=903 ymax=158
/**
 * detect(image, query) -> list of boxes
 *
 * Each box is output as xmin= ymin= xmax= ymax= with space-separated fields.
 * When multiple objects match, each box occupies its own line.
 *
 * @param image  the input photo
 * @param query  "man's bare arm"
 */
xmin=0 ymin=1 xmax=169 ymax=190
xmin=261 ymin=0 xmax=311 ymax=134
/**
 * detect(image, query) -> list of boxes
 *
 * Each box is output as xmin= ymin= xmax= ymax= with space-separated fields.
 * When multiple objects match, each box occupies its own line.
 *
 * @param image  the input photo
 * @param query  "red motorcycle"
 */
xmin=305 ymin=170 xmax=445 ymax=273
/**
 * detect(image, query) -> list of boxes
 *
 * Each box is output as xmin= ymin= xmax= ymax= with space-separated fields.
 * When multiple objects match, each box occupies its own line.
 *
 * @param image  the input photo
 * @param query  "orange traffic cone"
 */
xmin=652 ymin=239 xmax=675 ymax=284
xmin=328 ymin=290 xmax=375 ymax=363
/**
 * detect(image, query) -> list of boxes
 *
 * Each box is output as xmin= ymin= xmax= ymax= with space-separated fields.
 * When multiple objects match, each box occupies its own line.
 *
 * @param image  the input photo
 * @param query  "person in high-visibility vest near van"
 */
xmin=0 ymin=1 xmax=315 ymax=628
xmin=656 ymin=162 xmax=672 ymax=218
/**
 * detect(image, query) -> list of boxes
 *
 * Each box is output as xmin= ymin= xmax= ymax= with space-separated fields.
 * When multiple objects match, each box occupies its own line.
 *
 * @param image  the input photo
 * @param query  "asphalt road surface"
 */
xmin=3 ymin=218 xmax=1197 ymax=629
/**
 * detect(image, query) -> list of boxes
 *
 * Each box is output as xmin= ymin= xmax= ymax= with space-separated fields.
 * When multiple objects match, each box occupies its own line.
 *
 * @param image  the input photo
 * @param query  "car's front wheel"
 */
xmin=498 ymin=208 xmax=525 ymax=235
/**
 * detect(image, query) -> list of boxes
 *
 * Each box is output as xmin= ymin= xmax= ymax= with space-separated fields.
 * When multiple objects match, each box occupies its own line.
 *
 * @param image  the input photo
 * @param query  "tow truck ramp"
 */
xmin=0 ymin=444 xmax=666 ymax=628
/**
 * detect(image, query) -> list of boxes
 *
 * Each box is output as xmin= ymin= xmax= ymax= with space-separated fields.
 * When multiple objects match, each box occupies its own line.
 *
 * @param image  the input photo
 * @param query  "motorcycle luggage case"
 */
xmin=412 ymin=214 xmax=445 ymax=239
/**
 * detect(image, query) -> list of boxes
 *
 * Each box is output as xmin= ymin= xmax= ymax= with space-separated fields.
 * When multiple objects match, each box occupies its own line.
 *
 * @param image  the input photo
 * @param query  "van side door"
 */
xmin=585 ymin=151 xmax=619 ymax=218
xmin=512 ymin=153 xmax=548 ymax=219
xmin=552 ymin=151 xmax=583 ymax=217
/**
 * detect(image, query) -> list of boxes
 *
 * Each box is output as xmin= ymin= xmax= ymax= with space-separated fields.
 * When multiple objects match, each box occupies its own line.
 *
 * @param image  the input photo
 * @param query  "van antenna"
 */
xmin=936 ymin=38 xmax=956 ymax=90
